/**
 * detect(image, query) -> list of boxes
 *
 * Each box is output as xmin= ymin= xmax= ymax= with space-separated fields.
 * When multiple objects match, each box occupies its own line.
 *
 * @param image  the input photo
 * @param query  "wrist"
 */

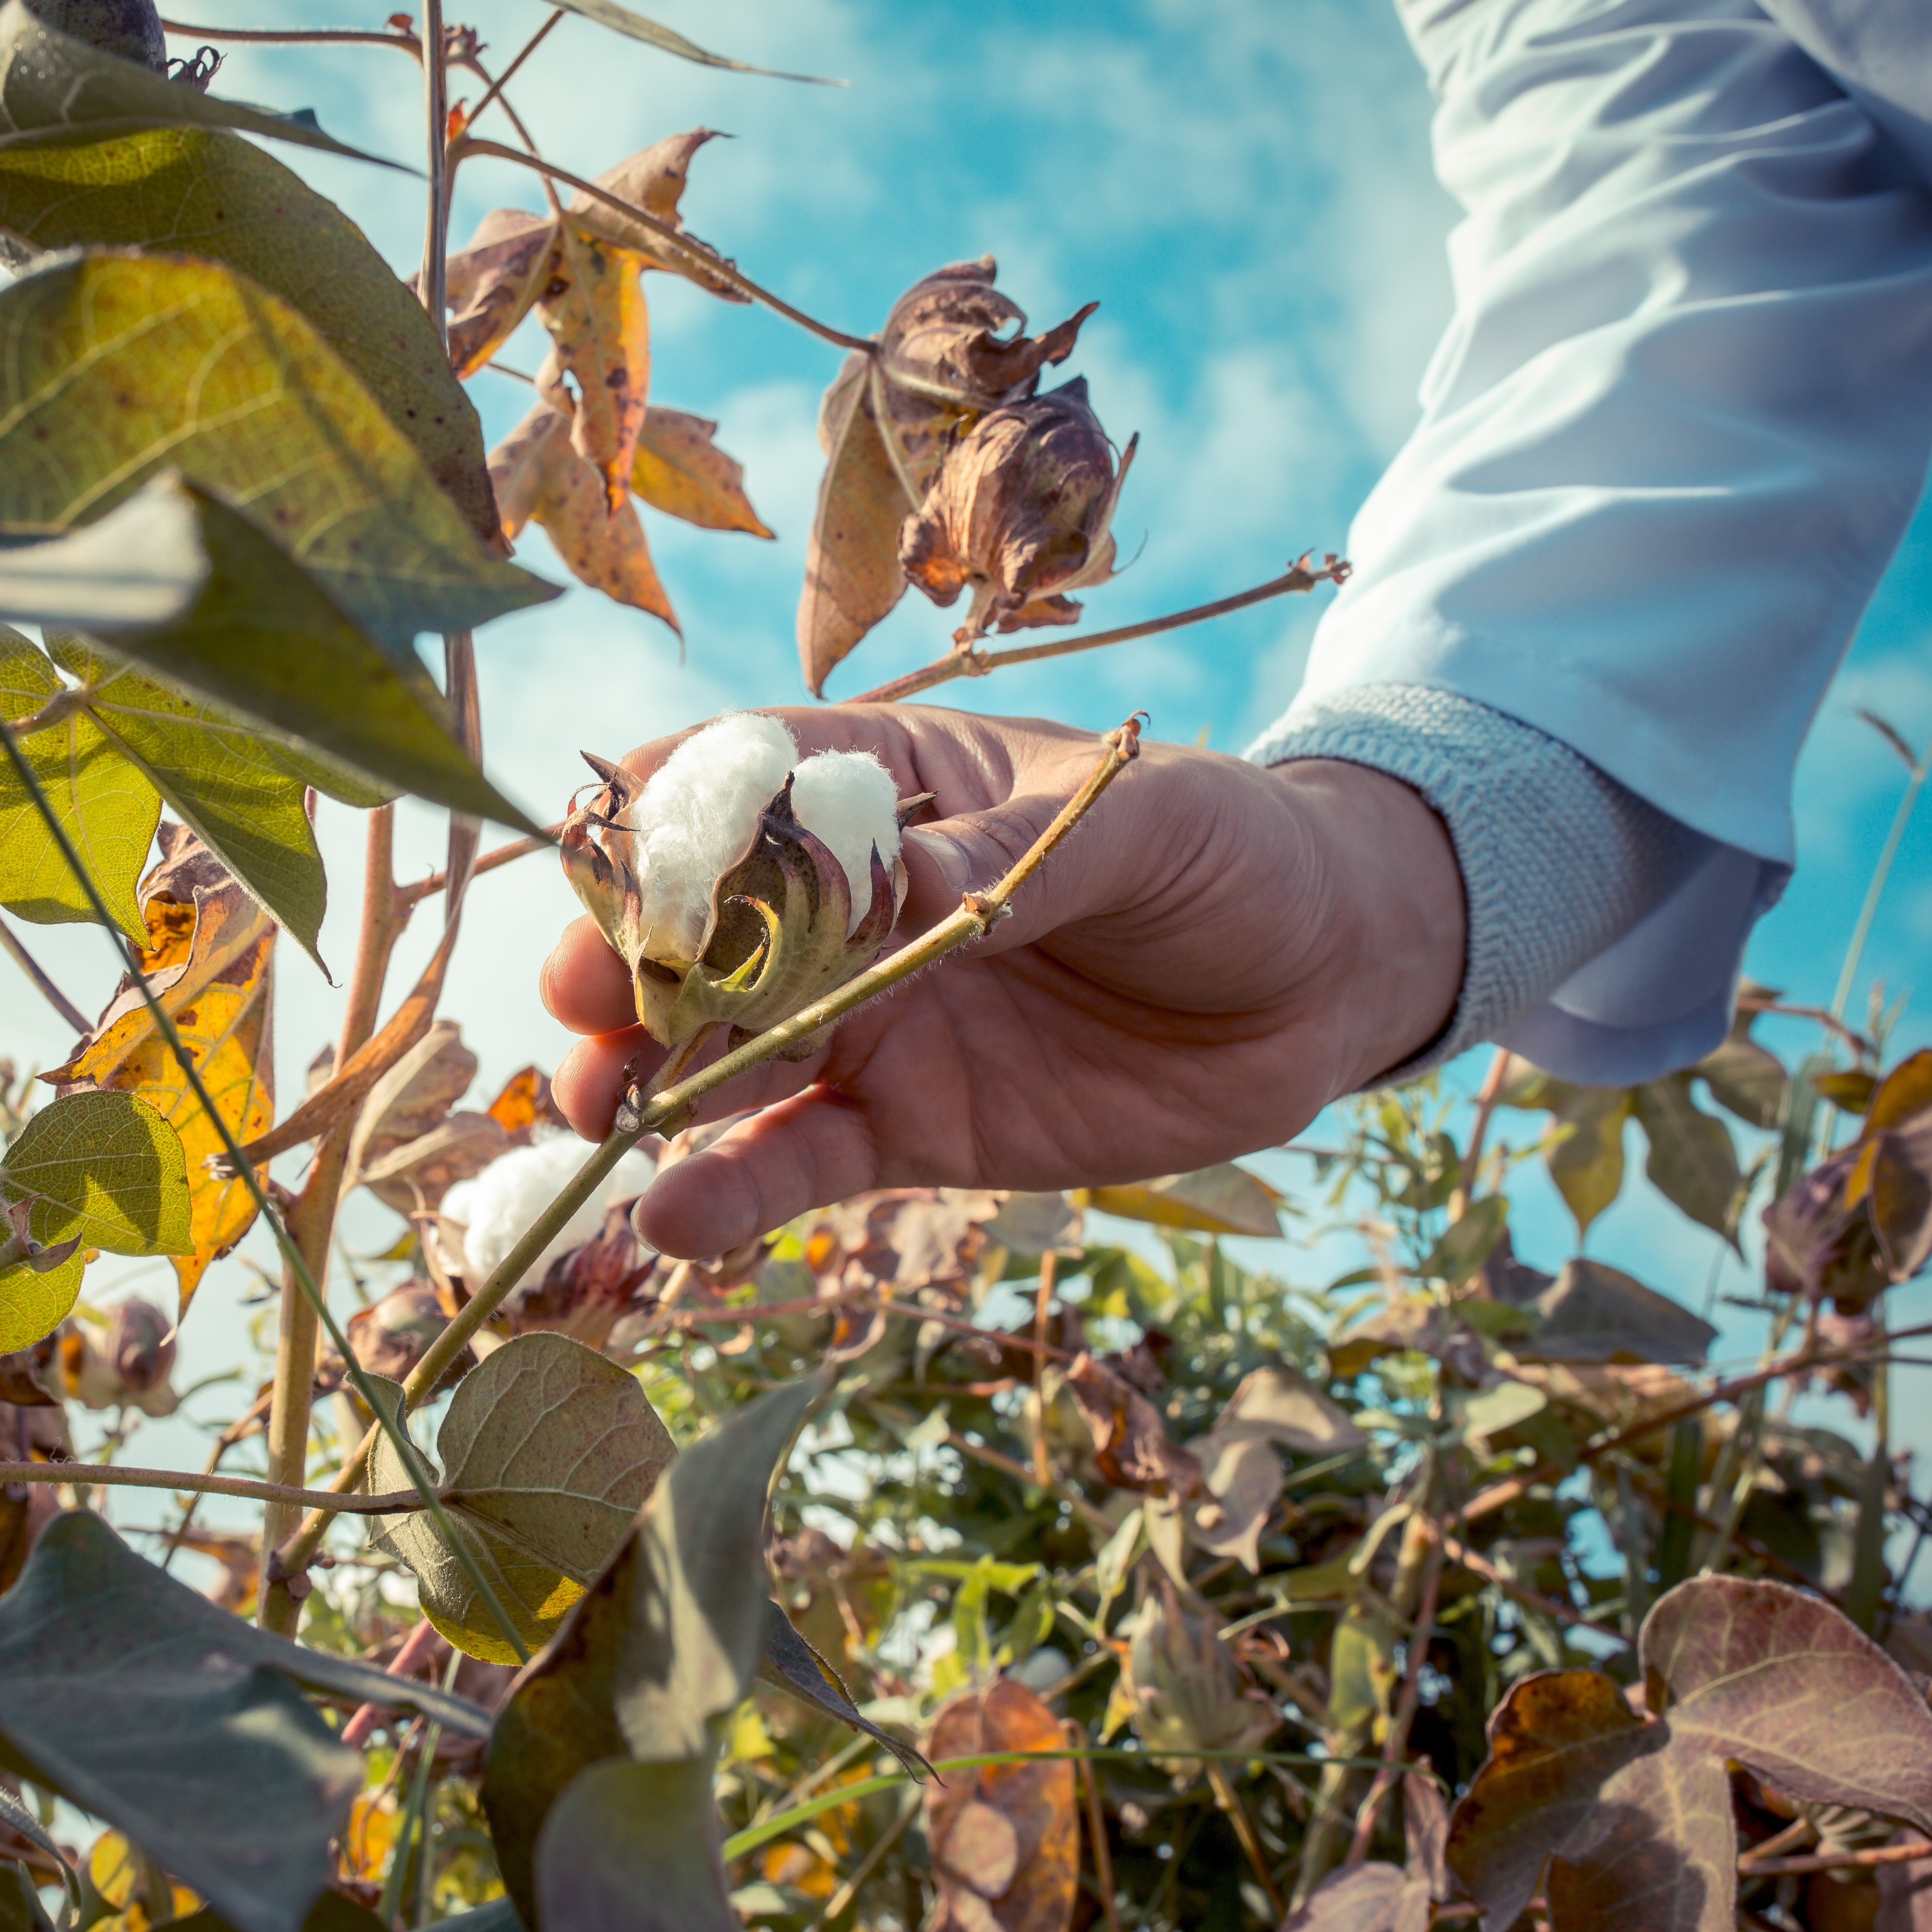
xmin=1272 ymin=758 xmax=1466 ymax=1091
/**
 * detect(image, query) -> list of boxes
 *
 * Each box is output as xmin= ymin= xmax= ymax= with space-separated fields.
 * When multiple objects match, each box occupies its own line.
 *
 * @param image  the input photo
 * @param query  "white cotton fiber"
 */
xmin=791 ymin=750 xmax=902 ymax=934
xmin=448 ymin=1135 xmax=657 ymax=1285
xmin=622 ymin=712 xmax=798 ymax=960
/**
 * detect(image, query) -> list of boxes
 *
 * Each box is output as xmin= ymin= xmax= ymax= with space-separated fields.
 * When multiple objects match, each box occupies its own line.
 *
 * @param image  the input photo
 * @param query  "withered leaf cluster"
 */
xmin=799 ymin=256 xmax=1135 ymax=694
xmin=440 ymin=130 xmax=772 ymax=634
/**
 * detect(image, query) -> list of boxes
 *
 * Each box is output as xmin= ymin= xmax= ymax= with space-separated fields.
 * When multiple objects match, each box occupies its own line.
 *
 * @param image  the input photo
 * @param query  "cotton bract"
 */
xmin=561 ymin=713 xmax=912 ymax=1048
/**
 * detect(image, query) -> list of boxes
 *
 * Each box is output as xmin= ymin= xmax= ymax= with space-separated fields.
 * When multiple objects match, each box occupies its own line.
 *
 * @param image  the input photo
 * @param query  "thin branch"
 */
xmin=1206 ymin=1761 xmax=1284 ymax=1918
xmin=1032 ymin=1250 xmax=1057 ymax=1485
xmin=1450 ymin=1047 xmax=1510 ymax=1219
xmin=274 ymin=717 xmax=1145 ymax=1579
xmin=395 ymin=830 xmax=553 ymax=908
xmin=161 ymin=17 xmax=421 ymax=53
xmin=1070 ymin=1719 xmax=1122 ymax=1932
xmin=844 ymin=558 xmax=1350 ymax=707
xmin=945 ymin=1430 xmax=1114 ymax=1536
xmin=421 ymin=0 xmax=452 ymax=346
xmin=0 ymin=1460 xmax=425 ymax=1514
xmin=1439 ymin=1532 xmax=1629 ymax=1645
xmin=0 ymin=720 xmax=532 ymax=1666
xmin=1739 ymin=1837 xmax=1932 ymax=1877
xmin=459 ymin=9 xmax=562 ymax=132
xmin=0 ymin=914 xmax=91 ymax=1034
xmin=1735 ymin=992 xmax=1874 ymax=1061
xmin=1346 ymin=1535 xmax=1446 ymax=1863
xmin=448 ymin=136 xmax=876 ymax=352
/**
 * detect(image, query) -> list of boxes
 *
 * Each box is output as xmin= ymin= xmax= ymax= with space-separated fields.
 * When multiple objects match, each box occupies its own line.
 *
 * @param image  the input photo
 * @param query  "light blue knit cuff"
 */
xmin=1248 ymin=686 xmax=1709 ymax=1083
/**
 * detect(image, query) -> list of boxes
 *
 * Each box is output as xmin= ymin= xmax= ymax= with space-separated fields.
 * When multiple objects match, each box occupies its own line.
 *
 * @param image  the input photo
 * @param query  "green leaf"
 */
xmin=44 ymin=635 xmax=328 ymax=967
xmin=537 ymin=0 xmax=840 ymax=84
xmin=0 ymin=1514 xmax=482 ymax=1932
xmin=1418 ymin=1193 xmax=1508 ymax=1286
xmin=0 ymin=250 xmax=554 ymax=654
xmin=0 ymin=622 xmax=156 ymax=939
xmin=1 ymin=1088 xmax=191 ymax=1256
xmin=0 ymin=0 xmax=402 ymax=166
xmin=0 ymin=1243 xmax=84 ymax=1354
xmin=534 ymin=1758 xmax=737 ymax=1932
xmin=0 ymin=126 xmax=497 ymax=547
xmin=1631 ymin=1074 xmax=1743 ymax=1244
xmin=1544 ymin=1087 xmax=1631 ymax=1237
xmin=1077 ymin=1162 xmax=1284 ymax=1238
xmin=481 ymin=1377 xmax=819 ymax=1927
xmin=371 ymin=1331 xmax=677 ymax=1664
xmin=3 ymin=473 xmax=539 ymax=830
xmin=0 ymin=1777 xmax=76 ymax=1925
xmin=0 ymin=1865 xmax=52 ymax=1932
xmin=757 ymin=1602 xmax=933 ymax=1778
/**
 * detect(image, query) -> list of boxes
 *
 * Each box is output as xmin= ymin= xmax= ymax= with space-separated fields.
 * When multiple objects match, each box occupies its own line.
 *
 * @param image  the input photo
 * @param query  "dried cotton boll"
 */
xmin=791 ymin=749 xmax=902 ymax=933
xmin=451 ymin=1136 xmax=657 ymax=1286
xmin=624 ymin=712 xmax=797 ymax=961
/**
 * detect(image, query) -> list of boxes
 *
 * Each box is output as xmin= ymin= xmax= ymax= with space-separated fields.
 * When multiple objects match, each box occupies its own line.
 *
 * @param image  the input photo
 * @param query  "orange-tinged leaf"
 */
xmin=486 ymin=1063 xmax=561 ymax=1135
xmin=1814 ymin=1067 xmax=1877 ymax=1113
xmin=925 ymin=1678 xmax=1077 ymax=1932
xmin=798 ymin=353 xmax=915 ymax=696
xmin=632 ymin=405 xmax=772 ymax=536
xmin=535 ymin=219 xmax=651 ymax=513
xmin=1075 ymin=1161 xmax=1282 ymax=1238
xmin=491 ymin=400 xmax=678 ymax=629
xmin=1861 ymin=1048 xmax=1932 ymax=1138
xmin=53 ymin=825 xmax=273 ymax=1321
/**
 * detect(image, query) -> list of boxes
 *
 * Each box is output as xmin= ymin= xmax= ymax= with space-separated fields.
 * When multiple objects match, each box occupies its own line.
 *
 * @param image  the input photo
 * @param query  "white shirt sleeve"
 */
xmin=1260 ymin=0 xmax=1932 ymax=1081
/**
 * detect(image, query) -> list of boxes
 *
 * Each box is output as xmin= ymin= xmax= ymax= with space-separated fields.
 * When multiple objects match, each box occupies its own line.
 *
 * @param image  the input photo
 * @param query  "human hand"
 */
xmin=540 ymin=706 xmax=1464 ymax=1257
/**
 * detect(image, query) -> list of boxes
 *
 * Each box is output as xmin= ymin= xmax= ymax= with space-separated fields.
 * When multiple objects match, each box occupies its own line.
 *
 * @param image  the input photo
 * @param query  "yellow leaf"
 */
xmin=55 ymin=824 xmax=273 ymax=1321
xmin=491 ymin=401 xmax=677 ymax=631
xmin=340 ymin=1794 xmax=398 ymax=1883
xmin=84 ymin=1829 xmax=198 ymax=1928
xmin=536 ymin=219 xmax=651 ymax=513
xmin=632 ymin=405 xmax=773 ymax=537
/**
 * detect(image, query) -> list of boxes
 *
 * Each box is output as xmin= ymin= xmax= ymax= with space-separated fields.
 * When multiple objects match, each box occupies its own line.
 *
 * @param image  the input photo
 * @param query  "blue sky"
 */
xmin=10 ymin=0 xmax=1932 ymax=1488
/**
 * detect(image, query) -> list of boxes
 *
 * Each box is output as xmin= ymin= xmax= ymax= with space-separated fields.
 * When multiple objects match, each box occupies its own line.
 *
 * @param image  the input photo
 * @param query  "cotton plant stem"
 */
xmin=461 ymin=8 xmax=563 ymax=131
xmin=0 ymin=1460 xmax=423 ymax=1512
xmin=162 ymin=17 xmax=422 ymax=51
xmin=274 ymin=716 xmax=1144 ymax=1578
xmin=396 ymin=831 xmax=553 ymax=908
xmin=259 ymin=806 xmax=402 ymax=1634
xmin=1205 ymin=1762 xmax=1284 ymax=1918
xmin=0 ymin=720 xmax=531 ymax=1665
xmin=943 ymin=1430 xmax=1115 ymax=1535
xmin=1741 ymin=1837 xmax=1932 ymax=1877
xmin=845 ymin=560 xmax=1350 ymax=707
xmin=449 ymin=137 xmax=877 ymax=352
xmin=419 ymin=0 xmax=452 ymax=341
xmin=1346 ymin=1536 xmax=1446 ymax=1866
xmin=1031 ymin=1250 xmax=1057 ymax=1485
xmin=0 ymin=913 xmax=90 ymax=1034
xmin=1069 ymin=1720 xmax=1122 ymax=1932
xmin=1450 ymin=1047 xmax=1510 ymax=1220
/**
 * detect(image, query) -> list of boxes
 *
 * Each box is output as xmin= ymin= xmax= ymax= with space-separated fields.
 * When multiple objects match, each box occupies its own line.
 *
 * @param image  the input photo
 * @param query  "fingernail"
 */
xmin=903 ymin=825 xmax=972 ymax=894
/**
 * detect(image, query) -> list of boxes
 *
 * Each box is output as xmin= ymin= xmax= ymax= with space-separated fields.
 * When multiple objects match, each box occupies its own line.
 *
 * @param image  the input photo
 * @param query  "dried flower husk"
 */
xmin=1120 ymin=1580 xmax=1278 ymax=1776
xmin=900 ymin=375 xmax=1137 ymax=645
xmin=562 ymin=762 xmax=907 ymax=1050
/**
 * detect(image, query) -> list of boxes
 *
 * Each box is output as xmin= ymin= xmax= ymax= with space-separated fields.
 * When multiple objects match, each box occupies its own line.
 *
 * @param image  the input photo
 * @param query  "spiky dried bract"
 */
xmin=900 ymin=376 xmax=1137 ymax=645
xmin=1120 ymin=1581 xmax=1278 ymax=1772
xmin=559 ymin=715 xmax=908 ymax=1049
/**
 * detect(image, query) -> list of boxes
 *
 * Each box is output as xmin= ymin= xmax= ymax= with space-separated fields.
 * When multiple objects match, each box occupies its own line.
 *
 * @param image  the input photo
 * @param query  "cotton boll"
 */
xmin=624 ymin=712 xmax=798 ymax=960
xmin=456 ymin=1137 xmax=657 ymax=1285
xmin=791 ymin=749 xmax=903 ymax=934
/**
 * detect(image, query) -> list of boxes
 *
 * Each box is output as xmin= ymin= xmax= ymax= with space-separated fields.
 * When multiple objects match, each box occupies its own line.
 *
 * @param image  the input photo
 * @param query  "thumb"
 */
xmin=899 ymin=798 xmax=1096 ymax=953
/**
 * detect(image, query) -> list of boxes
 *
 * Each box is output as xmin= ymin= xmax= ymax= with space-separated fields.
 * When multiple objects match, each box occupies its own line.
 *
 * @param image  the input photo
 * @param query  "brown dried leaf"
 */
xmin=925 ymin=1678 xmax=1077 ymax=1932
xmin=875 ymin=257 xmax=1095 ymax=500
xmin=0 ymin=1335 xmax=59 ymax=1408
xmin=1517 ymin=1258 xmax=1716 ymax=1366
xmin=797 ymin=353 xmax=913 ymax=696
xmin=1065 ymin=1351 xmax=1200 ymax=1497
xmin=568 ymin=128 xmax=746 ymax=300
xmin=0 ymin=1394 xmax=66 ymax=1593
xmin=340 ymin=1281 xmax=462 ymax=1385
xmin=1447 ymin=1576 xmax=1932 ymax=1931
xmin=811 ymin=1187 xmax=1001 ymax=1304
xmin=50 ymin=824 xmax=274 ymax=1319
xmin=343 ymin=1018 xmax=476 ymax=1186
xmin=535 ymin=218 xmax=651 ymax=513
xmin=632 ymin=406 xmax=772 ymax=536
xmin=490 ymin=401 xmax=677 ymax=629
xmin=1280 ymin=1864 xmax=1429 ymax=1932
xmin=441 ymin=206 xmax=558 ymax=380
xmin=900 ymin=376 xmax=1135 ymax=645
xmin=1632 ymin=1074 xmax=1742 ymax=1243
xmin=1075 ymin=1162 xmax=1282 ymax=1239
xmin=358 ymin=1113 xmax=511 ymax=1217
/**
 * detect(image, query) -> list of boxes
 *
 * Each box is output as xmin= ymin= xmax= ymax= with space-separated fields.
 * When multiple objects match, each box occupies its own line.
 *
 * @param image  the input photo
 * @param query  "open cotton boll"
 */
xmin=452 ymin=1137 xmax=657 ymax=1286
xmin=623 ymin=712 xmax=798 ymax=960
xmin=791 ymin=749 xmax=903 ymax=935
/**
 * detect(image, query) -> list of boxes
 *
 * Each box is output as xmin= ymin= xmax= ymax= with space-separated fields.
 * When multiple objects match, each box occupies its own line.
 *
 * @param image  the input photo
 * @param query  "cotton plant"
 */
xmin=561 ymin=712 xmax=918 ymax=1055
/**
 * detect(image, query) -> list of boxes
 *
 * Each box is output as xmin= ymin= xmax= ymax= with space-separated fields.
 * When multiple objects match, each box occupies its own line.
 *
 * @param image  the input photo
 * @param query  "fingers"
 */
xmin=540 ymin=915 xmax=634 ymax=1035
xmin=550 ymin=1024 xmax=824 ymax=1140
xmin=632 ymin=1087 xmax=883 ymax=1257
